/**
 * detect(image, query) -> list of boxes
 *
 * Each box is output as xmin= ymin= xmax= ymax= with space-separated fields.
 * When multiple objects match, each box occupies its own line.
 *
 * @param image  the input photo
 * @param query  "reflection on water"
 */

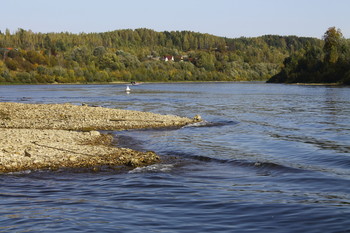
xmin=1 ymin=83 xmax=350 ymax=232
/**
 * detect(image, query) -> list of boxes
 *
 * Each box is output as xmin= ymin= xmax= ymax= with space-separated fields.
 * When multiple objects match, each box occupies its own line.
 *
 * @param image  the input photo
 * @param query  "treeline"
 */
xmin=267 ymin=27 xmax=350 ymax=84
xmin=0 ymin=28 xmax=322 ymax=84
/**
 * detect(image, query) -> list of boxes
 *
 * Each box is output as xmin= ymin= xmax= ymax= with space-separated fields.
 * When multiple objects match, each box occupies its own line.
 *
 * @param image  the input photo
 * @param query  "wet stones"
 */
xmin=193 ymin=114 xmax=202 ymax=122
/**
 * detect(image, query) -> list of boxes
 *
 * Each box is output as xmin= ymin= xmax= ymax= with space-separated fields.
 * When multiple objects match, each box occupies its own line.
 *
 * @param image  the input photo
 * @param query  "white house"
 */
xmin=163 ymin=56 xmax=174 ymax=62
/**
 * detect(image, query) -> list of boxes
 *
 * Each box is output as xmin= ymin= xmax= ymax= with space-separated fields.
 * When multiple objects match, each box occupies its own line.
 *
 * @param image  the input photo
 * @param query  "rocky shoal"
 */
xmin=0 ymin=102 xmax=200 ymax=173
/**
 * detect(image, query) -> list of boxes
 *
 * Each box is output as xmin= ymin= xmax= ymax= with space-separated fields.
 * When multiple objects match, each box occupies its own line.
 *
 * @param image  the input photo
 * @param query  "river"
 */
xmin=1 ymin=82 xmax=350 ymax=232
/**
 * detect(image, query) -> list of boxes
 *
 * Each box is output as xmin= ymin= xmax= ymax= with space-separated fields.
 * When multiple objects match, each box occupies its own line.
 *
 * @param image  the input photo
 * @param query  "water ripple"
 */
xmin=1 ymin=83 xmax=350 ymax=232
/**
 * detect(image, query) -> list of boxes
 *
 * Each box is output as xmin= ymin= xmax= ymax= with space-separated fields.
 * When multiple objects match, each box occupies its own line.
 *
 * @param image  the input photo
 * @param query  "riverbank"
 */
xmin=0 ymin=102 xmax=197 ymax=173
xmin=0 ymin=80 xmax=264 ymax=86
xmin=289 ymin=82 xmax=343 ymax=86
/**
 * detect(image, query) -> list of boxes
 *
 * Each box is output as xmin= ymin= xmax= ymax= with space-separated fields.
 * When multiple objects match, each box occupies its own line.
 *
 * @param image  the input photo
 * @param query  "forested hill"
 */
xmin=0 ymin=28 xmax=322 ymax=84
xmin=267 ymin=27 xmax=350 ymax=85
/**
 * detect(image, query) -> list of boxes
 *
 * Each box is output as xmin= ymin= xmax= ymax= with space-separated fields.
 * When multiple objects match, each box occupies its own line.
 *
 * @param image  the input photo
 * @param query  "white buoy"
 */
xmin=126 ymin=85 xmax=130 ymax=92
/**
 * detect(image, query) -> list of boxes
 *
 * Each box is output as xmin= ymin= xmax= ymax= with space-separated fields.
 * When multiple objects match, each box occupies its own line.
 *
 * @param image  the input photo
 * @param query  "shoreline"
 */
xmin=0 ymin=102 xmax=199 ymax=173
xmin=0 ymin=80 xmax=267 ymax=86
xmin=2 ymin=81 xmax=348 ymax=87
xmin=289 ymin=82 xmax=343 ymax=86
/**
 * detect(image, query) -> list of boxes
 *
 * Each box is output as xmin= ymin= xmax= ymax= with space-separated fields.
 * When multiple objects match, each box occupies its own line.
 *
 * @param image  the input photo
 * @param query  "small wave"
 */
xmin=183 ymin=121 xmax=210 ymax=128
xmin=129 ymin=164 xmax=174 ymax=173
xmin=162 ymin=151 xmax=304 ymax=175
xmin=183 ymin=120 xmax=237 ymax=128
xmin=18 ymin=97 xmax=32 ymax=102
xmin=269 ymin=133 xmax=350 ymax=154
xmin=6 ymin=170 xmax=32 ymax=175
xmin=192 ymin=155 xmax=300 ymax=172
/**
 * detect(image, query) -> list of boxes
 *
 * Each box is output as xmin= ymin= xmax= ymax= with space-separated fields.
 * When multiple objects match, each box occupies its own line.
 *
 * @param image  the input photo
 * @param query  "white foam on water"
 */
xmin=129 ymin=164 xmax=174 ymax=173
xmin=182 ymin=121 xmax=210 ymax=128
xmin=7 ymin=170 xmax=32 ymax=175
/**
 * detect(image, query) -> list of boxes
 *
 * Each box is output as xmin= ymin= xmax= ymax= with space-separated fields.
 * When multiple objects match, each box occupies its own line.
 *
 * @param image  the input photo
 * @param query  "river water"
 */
xmin=0 ymin=82 xmax=350 ymax=232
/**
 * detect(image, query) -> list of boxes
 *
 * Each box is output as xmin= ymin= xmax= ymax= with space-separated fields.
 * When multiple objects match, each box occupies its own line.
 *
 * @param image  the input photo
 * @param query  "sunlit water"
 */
xmin=1 ymin=83 xmax=350 ymax=232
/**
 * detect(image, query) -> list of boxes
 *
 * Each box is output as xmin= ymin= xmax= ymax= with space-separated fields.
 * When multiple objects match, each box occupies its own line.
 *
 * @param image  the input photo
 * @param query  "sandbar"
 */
xmin=0 ymin=102 xmax=198 ymax=173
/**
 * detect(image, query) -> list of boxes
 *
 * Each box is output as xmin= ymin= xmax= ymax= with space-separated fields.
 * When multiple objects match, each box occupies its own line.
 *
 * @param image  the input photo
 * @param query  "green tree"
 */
xmin=195 ymin=52 xmax=216 ymax=71
xmin=116 ymin=50 xmax=141 ymax=68
xmin=323 ymin=27 xmax=343 ymax=64
xmin=98 ymin=53 xmax=124 ymax=70
xmin=93 ymin=46 xmax=106 ymax=57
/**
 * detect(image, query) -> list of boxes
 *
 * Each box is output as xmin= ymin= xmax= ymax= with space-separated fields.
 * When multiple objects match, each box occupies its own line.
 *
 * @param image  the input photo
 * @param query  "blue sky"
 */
xmin=1 ymin=0 xmax=349 ymax=38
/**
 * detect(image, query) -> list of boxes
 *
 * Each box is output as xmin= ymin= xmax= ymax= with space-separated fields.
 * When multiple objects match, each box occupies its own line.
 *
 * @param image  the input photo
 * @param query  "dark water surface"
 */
xmin=1 ymin=83 xmax=350 ymax=232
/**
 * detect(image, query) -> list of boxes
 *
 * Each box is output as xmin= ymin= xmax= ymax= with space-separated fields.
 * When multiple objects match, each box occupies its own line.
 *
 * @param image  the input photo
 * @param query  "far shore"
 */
xmin=0 ymin=102 xmax=200 ymax=173
xmin=0 ymin=80 xmax=267 ymax=86
xmin=1 ymin=80 xmax=348 ymax=87
xmin=289 ymin=82 xmax=343 ymax=86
